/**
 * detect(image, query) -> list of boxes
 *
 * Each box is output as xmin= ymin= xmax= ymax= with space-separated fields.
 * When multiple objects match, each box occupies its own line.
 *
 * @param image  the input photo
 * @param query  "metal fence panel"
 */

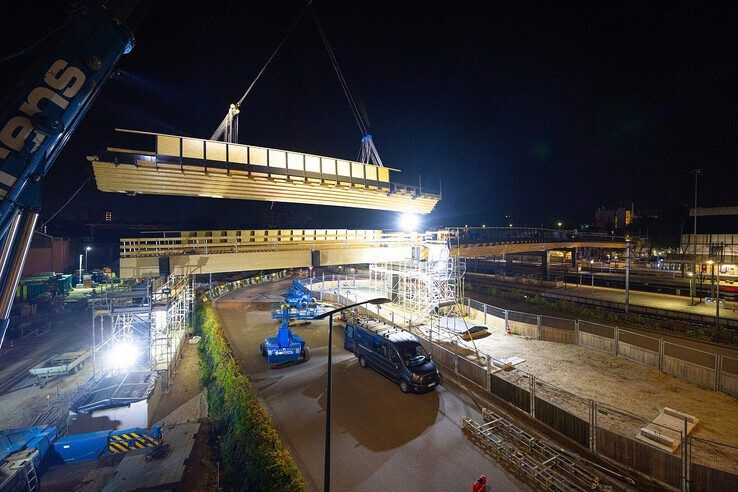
xmin=663 ymin=342 xmax=715 ymax=368
xmin=721 ymin=356 xmax=738 ymax=397
xmin=433 ymin=345 xmax=456 ymax=369
xmin=540 ymin=326 xmax=577 ymax=344
xmin=540 ymin=315 xmax=575 ymax=331
xmin=457 ymin=357 xmax=487 ymax=388
xmin=534 ymin=397 xmax=589 ymax=447
xmin=489 ymin=374 xmax=530 ymax=413
xmin=691 ymin=464 xmax=738 ymax=491
xmin=578 ymin=320 xmax=615 ymax=338
xmin=507 ymin=310 xmax=537 ymax=337
xmin=596 ymin=427 xmax=682 ymax=488
xmin=618 ymin=329 xmax=660 ymax=352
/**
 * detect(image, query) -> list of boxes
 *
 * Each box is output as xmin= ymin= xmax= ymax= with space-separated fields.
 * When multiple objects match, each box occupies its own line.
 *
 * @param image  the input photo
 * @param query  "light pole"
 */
xmin=691 ymin=168 xmax=701 ymax=305
xmin=84 ymin=246 xmax=91 ymax=274
xmin=314 ymin=297 xmax=391 ymax=492
xmin=625 ymin=239 xmax=630 ymax=314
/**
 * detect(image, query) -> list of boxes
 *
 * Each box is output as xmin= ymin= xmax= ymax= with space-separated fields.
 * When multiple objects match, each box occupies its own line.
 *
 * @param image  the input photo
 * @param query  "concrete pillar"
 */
xmin=540 ymin=251 xmax=550 ymax=280
xmin=571 ymin=247 xmax=577 ymax=268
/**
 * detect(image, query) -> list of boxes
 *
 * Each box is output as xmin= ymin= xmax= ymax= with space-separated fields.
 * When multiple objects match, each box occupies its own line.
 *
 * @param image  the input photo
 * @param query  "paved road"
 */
xmin=216 ymin=280 xmax=525 ymax=492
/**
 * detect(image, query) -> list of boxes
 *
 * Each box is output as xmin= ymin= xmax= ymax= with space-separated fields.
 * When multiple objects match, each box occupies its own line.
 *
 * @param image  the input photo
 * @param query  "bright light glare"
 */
xmin=107 ymin=342 xmax=140 ymax=370
xmin=398 ymin=213 xmax=420 ymax=232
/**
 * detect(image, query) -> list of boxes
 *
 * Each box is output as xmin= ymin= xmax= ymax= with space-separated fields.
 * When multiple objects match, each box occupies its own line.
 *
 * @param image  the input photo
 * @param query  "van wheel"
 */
xmin=400 ymin=380 xmax=410 ymax=393
xmin=359 ymin=356 xmax=368 ymax=368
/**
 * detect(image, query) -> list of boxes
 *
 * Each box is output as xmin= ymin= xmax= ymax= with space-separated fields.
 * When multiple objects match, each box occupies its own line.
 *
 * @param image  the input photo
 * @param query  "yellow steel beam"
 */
xmin=89 ymin=129 xmax=440 ymax=214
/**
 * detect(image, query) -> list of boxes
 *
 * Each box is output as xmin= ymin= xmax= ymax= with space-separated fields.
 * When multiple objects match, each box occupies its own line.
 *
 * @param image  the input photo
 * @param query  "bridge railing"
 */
xmin=120 ymin=229 xmax=423 ymax=257
xmin=449 ymin=226 xmax=625 ymax=246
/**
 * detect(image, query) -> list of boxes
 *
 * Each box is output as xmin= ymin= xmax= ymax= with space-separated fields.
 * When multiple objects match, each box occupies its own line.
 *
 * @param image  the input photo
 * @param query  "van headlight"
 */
xmin=412 ymin=373 xmax=422 ymax=382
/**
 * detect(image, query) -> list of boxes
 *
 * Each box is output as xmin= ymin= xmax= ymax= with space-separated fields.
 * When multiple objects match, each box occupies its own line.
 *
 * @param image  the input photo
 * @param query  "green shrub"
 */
xmin=198 ymin=303 xmax=304 ymax=491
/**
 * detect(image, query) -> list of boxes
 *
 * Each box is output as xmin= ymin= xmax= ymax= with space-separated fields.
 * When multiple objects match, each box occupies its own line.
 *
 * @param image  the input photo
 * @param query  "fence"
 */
xmin=309 ymin=274 xmax=738 ymax=399
xmin=304 ymin=275 xmax=738 ymax=491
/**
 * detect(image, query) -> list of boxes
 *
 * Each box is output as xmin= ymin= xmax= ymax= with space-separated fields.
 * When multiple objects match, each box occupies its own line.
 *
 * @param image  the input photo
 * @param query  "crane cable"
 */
xmin=211 ymin=2 xmax=312 ymax=140
xmin=310 ymin=5 xmax=368 ymax=136
xmin=212 ymin=1 xmax=372 ymax=141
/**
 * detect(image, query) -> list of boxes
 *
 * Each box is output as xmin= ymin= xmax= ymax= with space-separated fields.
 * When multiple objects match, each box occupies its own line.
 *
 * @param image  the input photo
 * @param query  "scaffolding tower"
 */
xmin=90 ymin=275 xmax=193 ymax=389
xmin=368 ymin=235 xmax=465 ymax=325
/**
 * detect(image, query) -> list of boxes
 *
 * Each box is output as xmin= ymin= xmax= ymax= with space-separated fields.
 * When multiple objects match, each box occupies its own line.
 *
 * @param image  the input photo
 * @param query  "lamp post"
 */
xmin=313 ymin=297 xmax=391 ymax=492
xmin=691 ymin=168 xmax=701 ymax=305
xmin=84 ymin=246 xmax=91 ymax=274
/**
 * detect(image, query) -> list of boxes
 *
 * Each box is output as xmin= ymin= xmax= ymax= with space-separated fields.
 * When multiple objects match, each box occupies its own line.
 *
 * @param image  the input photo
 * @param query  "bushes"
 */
xmin=198 ymin=303 xmax=304 ymax=491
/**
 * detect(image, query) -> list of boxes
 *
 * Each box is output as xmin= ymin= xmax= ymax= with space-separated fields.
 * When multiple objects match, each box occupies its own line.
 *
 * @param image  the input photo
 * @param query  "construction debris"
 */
xmin=463 ymin=408 xmax=634 ymax=491
xmin=636 ymin=407 xmax=699 ymax=453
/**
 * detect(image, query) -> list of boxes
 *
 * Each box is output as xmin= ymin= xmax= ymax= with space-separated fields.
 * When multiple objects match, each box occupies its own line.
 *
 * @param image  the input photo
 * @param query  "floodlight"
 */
xmin=398 ymin=213 xmax=420 ymax=232
xmin=108 ymin=342 xmax=140 ymax=370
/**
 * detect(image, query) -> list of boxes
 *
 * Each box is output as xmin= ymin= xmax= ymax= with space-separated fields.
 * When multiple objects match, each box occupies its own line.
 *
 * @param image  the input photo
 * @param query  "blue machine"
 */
xmin=0 ymin=426 xmax=57 ymax=470
xmin=52 ymin=425 xmax=162 ymax=463
xmin=0 ymin=424 xmax=161 ymax=477
xmin=0 ymin=1 xmax=137 ymax=349
xmin=261 ymin=304 xmax=310 ymax=368
xmin=271 ymin=279 xmax=318 ymax=319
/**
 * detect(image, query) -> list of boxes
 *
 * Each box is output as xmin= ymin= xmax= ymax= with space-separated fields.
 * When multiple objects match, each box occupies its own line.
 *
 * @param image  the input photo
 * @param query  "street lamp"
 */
xmin=84 ymin=246 xmax=92 ymax=274
xmin=691 ymin=169 xmax=701 ymax=305
xmin=314 ymin=297 xmax=391 ymax=492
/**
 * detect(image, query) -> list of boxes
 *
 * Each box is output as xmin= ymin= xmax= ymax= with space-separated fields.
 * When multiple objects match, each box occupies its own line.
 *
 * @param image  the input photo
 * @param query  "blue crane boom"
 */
xmin=0 ymin=1 xmax=136 ymax=348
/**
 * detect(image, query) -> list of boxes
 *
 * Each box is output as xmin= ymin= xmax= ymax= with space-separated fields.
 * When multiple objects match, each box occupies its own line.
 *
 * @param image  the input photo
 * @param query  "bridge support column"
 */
xmin=540 ymin=251 xmax=550 ymax=280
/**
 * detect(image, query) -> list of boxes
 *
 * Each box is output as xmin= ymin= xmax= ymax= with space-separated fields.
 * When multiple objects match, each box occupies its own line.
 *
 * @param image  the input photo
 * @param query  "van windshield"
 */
xmin=398 ymin=344 xmax=428 ymax=367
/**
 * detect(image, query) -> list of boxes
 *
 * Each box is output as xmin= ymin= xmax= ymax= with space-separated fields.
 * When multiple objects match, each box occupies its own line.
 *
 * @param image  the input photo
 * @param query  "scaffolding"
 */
xmin=90 ymin=275 xmax=193 ymax=389
xmin=368 ymin=235 xmax=465 ymax=325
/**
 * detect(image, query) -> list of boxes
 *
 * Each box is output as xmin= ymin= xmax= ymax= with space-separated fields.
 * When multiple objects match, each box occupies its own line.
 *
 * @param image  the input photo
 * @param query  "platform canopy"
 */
xmin=89 ymin=129 xmax=440 ymax=214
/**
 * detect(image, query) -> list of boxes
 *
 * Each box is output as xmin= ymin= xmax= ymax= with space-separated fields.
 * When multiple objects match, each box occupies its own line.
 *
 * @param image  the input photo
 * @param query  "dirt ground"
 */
xmin=153 ymin=341 xmax=216 ymax=491
xmin=445 ymin=323 xmax=738 ymax=472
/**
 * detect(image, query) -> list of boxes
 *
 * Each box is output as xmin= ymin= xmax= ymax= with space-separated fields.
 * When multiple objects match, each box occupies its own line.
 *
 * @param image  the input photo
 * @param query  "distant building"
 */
xmin=669 ymin=206 xmax=738 ymax=277
xmin=594 ymin=204 xmax=635 ymax=231
xmin=22 ymin=234 xmax=74 ymax=276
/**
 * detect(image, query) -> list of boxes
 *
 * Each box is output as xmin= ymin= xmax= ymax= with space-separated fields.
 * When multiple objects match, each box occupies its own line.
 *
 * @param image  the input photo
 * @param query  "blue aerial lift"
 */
xmin=271 ymin=279 xmax=319 ymax=319
xmin=260 ymin=280 xmax=318 ymax=367
xmin=0 ymin=0 xmax=139 ymax=350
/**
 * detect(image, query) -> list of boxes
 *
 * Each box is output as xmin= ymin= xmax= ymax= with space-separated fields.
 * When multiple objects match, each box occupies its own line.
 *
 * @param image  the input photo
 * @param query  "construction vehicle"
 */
xmin=271 ymin=279 xmax=318 ymax=319
xmin=0 ymin=424 xmax=162 ymax=490
xmin=0 ymin=0 xmax=140 ymax=350
xmin=261 ymin=280 xmax=320 ymax=367
xmin=261 ymin=303 xmax=311 ymax=368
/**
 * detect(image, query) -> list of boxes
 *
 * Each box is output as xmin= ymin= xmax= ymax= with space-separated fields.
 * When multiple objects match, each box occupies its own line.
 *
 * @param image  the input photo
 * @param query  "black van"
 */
xmin=344 ymin=321 xmax=441 ymax=393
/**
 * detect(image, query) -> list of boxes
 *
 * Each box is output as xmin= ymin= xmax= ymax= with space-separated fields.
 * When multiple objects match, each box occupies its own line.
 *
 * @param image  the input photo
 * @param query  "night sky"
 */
xmin=8 ymin=1 xmax=738 ymax=232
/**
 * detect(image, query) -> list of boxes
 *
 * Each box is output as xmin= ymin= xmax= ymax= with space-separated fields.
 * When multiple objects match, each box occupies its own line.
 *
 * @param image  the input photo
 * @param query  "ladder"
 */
xmin=25 ymin=461 xmax=38 ymax=492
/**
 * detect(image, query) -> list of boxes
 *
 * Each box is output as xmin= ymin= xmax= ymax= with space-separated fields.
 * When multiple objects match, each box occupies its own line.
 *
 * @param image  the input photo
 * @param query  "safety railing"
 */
xmin=121 ymin=229 xmax=423 ymax=258
xmin=449 ymin=226 xmax=626 ymax=246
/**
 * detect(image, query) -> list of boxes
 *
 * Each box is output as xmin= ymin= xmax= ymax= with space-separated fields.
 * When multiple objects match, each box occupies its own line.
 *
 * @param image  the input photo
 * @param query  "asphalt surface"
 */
xmin=216 ymin=279 xmax=526 ymax=492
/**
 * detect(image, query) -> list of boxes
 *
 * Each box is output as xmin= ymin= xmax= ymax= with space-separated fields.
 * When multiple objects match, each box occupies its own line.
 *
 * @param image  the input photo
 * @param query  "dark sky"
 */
xmin=9 ymin=1 xmax=738 ymax=232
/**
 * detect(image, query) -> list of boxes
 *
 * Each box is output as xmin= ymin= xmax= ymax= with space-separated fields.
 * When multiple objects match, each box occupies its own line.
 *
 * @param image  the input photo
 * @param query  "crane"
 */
xmin=0 ymin=1 xmax=139 ymax=349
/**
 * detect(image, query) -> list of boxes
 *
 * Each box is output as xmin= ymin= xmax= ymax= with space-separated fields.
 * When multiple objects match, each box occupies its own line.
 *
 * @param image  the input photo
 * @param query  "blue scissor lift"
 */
xmin=260 ymin=280 xmax=318 ymax=368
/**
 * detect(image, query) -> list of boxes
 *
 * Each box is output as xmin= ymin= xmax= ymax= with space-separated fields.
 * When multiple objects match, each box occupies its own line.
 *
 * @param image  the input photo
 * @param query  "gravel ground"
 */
xmin=440 ymin=324 xmax=738 ymax=472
